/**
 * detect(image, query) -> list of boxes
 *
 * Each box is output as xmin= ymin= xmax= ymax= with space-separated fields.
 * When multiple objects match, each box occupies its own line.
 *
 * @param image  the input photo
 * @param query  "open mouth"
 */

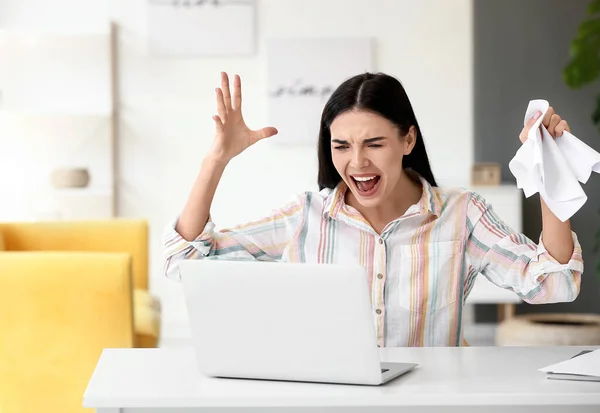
xmin=351 ymin=175 xmax=381 ymax=197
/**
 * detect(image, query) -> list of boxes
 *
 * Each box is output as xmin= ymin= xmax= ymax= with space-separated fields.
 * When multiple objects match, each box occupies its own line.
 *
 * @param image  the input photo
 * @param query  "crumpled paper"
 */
xmin=508 ymin=99 xmax=600 ymax=222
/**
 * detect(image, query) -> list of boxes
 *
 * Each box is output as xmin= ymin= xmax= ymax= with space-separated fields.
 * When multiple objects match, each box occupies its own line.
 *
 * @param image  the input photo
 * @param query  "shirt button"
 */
xmin=376 ymin=309 xmax=382 ymax=315
xmin=377 ymin=273 xmax=383 ymax=279
xmin=378 ymin=238 xmax=383 ymax=244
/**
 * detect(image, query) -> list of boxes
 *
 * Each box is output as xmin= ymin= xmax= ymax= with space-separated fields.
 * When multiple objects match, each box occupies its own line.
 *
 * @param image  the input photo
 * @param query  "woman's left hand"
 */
xmin=519 ymin=106 xmax=571 ymax=144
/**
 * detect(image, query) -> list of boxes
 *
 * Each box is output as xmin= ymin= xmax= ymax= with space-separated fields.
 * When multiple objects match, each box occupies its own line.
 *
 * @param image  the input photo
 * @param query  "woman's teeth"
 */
xmin=351 ymin=175 xmax=381 ymax=194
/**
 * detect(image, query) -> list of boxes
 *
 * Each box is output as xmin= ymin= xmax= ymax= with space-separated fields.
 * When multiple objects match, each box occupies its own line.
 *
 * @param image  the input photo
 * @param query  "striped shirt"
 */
xmin=163 ymin=175 xmax=583 ymax=347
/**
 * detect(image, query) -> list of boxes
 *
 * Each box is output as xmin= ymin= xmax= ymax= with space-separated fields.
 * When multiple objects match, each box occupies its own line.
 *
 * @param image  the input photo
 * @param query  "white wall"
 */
xmin=1 ymin=0 xmax=474 ymax=341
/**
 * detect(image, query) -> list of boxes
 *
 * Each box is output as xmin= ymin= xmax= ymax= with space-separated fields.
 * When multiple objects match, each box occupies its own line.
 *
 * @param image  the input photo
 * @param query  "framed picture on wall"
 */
xmin=266 ymin=37 xmax=374 ymax=146
xmin=147 ymin=0 xmax=255 ymax=56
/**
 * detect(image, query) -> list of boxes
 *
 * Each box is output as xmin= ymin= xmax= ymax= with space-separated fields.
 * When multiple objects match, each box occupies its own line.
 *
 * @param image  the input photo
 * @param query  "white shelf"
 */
xmin=0 ymin=27 xmax=110 ymax=37
xmin=29 ymin=188 xmax=114 ymax=220
xmin=0 ymin=109 xmax=111 ymax=118
xmin=466 ymin=277 xmax=522 ymax=304
xmin=0 ymin=20 xmax=116 ymax=221
xmin=50 ymin=187 xmax=113 ymax=194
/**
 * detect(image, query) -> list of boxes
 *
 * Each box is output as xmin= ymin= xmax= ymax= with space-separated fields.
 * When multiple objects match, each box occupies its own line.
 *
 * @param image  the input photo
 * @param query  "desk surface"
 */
xmin=84 ymin=346 xmax=600 ymax=409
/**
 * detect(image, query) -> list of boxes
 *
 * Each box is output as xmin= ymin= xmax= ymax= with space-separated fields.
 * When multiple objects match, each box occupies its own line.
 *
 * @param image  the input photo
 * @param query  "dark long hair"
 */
xmin=317 ymin=72 xmax=437 ymax=191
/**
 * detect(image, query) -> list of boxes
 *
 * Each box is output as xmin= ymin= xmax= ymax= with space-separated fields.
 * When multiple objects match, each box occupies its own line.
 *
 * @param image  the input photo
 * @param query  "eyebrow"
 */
xmin=331 ymin=137 xmax=387 ymax=145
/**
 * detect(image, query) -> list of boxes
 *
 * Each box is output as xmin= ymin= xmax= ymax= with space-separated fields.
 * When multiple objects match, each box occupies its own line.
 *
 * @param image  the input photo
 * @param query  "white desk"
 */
xmin=84 ymin=346 xmax=600 ymax=413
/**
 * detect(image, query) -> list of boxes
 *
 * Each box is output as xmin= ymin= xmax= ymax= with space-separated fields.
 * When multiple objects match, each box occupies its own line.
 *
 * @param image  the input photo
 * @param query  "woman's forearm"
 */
xmin=175 ymin=155 xmax=229 ymax=241
xmin=540 ymin=196 xmax=574 ymax=264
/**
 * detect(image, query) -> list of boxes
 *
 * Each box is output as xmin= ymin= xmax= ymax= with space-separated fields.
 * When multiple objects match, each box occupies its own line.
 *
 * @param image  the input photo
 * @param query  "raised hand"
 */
xmin=519 ymin=106 xmax=570 ymax=144
xmin=209 ymin=72 xmax=278 ymax=162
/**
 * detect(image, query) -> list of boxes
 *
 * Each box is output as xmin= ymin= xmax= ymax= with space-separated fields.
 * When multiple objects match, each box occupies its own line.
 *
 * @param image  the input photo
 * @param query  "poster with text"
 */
xmin=147 ymin=0 xmax=255 ymax=56
xmin=267 ymin=38 xmax=374 ymax=146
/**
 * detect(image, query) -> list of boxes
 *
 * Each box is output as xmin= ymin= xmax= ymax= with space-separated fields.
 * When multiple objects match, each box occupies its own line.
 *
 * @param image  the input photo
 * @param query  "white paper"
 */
xmin=508 ymin=99 xmax=600 ymax=222
xmin=539 ymin=349 xmax=600 ymax=377
xmin=147 ymin=0 xmax=255 ymax=56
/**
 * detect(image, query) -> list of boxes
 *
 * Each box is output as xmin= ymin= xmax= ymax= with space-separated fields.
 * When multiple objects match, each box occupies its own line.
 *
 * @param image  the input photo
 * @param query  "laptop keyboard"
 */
xmin=381 ymin=368 xmax=389 ymax=373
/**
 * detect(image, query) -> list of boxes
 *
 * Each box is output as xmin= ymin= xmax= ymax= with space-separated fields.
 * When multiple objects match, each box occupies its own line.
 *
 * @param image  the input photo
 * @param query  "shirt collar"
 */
xmin=322 ymin=181 xmax=347 ymax=220
xmin=322 ymin=171 xmax=445 ymax=220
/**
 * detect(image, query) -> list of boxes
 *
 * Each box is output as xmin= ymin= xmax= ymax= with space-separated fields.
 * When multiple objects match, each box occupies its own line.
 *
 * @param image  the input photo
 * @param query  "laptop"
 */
xmin=178 ymin=259 xmax=418 ymax=386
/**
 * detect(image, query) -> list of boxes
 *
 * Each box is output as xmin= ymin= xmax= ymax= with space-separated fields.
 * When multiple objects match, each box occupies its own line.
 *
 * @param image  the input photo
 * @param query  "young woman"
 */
xmin=164 ymin=72 xmax=583 ymax=347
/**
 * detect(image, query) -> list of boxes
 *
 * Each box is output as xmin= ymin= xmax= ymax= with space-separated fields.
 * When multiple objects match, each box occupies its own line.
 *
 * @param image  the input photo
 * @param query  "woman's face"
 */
xmin=330 ymin=110 xmax=415 ymax=209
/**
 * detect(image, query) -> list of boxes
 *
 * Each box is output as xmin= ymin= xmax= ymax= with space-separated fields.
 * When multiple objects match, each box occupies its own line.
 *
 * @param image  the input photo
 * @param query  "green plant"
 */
xmin=562 ymin=0 xmax=600 ymax=279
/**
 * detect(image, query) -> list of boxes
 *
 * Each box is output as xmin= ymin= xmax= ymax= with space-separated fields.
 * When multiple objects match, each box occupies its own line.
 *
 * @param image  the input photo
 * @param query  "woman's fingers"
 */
xmin=221 ymin=72 xmax=232 ymax=111
xmin=212 ymin=115 xmax=224 ymax=133
xmin=233 ymin=74 xmax=242 ymax=110
xmin=250 ymin=126 xmax=278 ymax=142
xmin=542 ymin=106 xmax=555 ymax=129
xmin=520 ymin=106 xmax=571 ymax=142
xmin=519 ymin=111 xmax=541 ymax=143
xmin=555 ymin=119 xmax=570 ymax=137
xmin=215 ymin=88 xmax=227 ymax=121
xmin=547 ymin=114 xmax=562 ymax=137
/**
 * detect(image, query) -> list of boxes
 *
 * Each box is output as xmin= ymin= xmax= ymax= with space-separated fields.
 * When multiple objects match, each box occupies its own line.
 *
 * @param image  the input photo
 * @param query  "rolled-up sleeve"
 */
xmin=163 ymin=193 xmax=307 ymax=281
xmin=466 ymin=192 xmax=583 ymax=304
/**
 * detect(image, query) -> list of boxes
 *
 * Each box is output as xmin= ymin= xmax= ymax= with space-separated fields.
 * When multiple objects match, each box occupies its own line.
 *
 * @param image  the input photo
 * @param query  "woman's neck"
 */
xmin=346 ymin=171 xmax=423 ymax=234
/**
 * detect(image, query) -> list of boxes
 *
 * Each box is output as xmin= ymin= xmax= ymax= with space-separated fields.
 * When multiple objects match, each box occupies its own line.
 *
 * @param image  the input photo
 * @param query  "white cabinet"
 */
xmin=0 ymin=27 xmax=117 ymax=220
xmin=466 ymin=185 xmax=524 ymax=305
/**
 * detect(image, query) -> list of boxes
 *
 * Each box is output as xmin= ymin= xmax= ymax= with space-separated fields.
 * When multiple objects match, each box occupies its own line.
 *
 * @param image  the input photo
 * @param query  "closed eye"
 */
xmin=334 ymin=144 xmax=381 ymax=150
xmin=332 ymin=137 xmax=385 ymax=150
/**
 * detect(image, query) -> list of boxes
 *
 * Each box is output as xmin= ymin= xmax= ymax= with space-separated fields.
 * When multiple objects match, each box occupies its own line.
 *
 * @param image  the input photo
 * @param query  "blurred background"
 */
xmin=1 ymin=0 xmax=600 ymax=411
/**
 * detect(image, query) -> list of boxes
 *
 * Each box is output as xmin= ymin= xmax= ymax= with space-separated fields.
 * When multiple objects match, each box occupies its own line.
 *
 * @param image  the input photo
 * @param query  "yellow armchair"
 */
xmin=0 ymin=252 xmax=134 ymax=413
xmin=0 ymin=219 xmax=160 ymax=347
